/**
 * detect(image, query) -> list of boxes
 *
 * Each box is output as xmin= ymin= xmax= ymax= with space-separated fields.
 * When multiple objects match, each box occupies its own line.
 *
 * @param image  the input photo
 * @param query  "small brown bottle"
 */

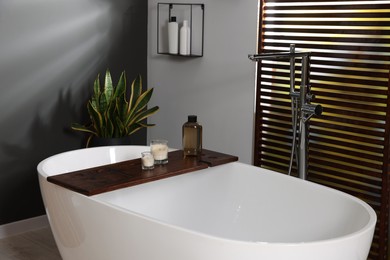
xmin=182 ymin=115 xmax=202 ymax=157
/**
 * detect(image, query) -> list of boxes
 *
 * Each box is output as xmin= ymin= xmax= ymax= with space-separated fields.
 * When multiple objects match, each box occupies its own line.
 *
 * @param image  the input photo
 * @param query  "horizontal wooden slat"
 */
xmin=310 ymin=118 xmax=385 ymax=135
xmin=309 ymin=157 xmax=382 ymax=180
xmin=310 ymin=142 xmax=383 ymax=162
xmin=310 ymin=135 xmax=384 ymax=154
xmin=310 ymin=124 xmax=385 ymax=141
xmin=310 ymin=150 xmax=383 ymax=172
xmin=314 ymin=97 xmax=388 ymax=112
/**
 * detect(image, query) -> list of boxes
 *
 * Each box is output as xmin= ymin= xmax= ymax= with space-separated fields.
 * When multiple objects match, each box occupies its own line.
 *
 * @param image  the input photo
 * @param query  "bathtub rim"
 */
xmin=90 ymin=161 xmax=377 ymax=247
xmin=37 ymin=146 xmax=377 ymax=247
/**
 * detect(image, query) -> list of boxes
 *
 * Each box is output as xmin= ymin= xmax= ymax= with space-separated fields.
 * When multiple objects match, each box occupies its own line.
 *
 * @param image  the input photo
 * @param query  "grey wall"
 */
xmin=147 ymin=0 xmax=258 ymax=163
xmin=0 ymin=0 xmax=147 ymax=225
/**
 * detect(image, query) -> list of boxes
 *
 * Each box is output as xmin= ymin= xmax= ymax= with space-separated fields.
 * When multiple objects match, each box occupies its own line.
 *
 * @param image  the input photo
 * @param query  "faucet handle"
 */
xmin=302 ymin=104 xmax=322 ymax=123
xmin=306 ymin=93 xmax=315 ymax=101
xmin=302 ymin=104 xmax=322 ymax=116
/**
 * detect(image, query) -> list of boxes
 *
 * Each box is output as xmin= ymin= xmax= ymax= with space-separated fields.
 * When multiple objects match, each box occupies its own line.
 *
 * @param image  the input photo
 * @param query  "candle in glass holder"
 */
xmin=141 ymin=151 xmax=154 ymax=170
xmin=150 ymin=139 xmax=168 ymax=165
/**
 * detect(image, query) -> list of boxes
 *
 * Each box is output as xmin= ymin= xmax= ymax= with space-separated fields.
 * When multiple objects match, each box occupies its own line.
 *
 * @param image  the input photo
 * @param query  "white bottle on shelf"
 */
xmin=179 ymin=20 xmax=191 ymax=55
xmin=168 ymin=16 xmax=178 ymax=54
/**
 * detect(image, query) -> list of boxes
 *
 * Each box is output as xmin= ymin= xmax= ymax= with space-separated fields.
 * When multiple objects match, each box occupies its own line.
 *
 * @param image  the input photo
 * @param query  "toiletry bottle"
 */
xmin=182 ymin=115 xmax=202 ymax=157
xmin=168 ymin=16 xmax=178 ymax=54
xmin=179 ymin=20 xmax=190 ymax=55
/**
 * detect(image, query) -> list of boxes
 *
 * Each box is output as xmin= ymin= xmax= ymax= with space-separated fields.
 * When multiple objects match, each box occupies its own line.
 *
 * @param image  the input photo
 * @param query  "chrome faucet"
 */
xmin=249 ymin=44 xmax=322 ymax=180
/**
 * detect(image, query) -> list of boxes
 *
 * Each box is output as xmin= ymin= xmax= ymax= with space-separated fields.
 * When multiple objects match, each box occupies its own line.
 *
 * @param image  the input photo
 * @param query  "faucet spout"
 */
xmin=248 ymin=51 xmax=311 ymax=61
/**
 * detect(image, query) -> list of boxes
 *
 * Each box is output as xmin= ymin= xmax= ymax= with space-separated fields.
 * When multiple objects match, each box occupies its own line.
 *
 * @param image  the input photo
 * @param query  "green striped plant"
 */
xmin=72 ymin=70 xmax=159 ymax=146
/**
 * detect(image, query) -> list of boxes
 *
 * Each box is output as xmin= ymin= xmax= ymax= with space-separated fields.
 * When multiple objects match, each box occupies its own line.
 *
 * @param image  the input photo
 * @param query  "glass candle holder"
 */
xmin=150 ymin=139 xmax=168 ymax=165
xmin=141 ymin=151 xmax=155 ymax=170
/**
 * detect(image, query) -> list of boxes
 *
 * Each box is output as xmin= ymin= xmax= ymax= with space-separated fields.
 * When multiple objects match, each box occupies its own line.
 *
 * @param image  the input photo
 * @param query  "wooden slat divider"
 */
xmin=256 ymin=1 xmax=390 ymax=258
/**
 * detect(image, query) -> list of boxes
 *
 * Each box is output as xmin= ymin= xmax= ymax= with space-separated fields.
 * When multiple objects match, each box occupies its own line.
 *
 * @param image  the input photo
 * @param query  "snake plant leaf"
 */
xmin=87 ymin=101 xmax=104 ymax=136
xmin=134 ymin=122 xmax=156 ymax=130
xmin=105 ymin=116 xmax=115 ymax=137
xmin=107 ymin=98 xmax=117 ymax=124
xmin=104 ymin=69 xmax=114 ymax=104
xmin=140 ymin=122 xmax=156 ymax=127
xmin=127 ymin=123 xmax=143 ymax=136
xmin=114 ymin=116 xmax=126 ymax=137
xmin=71 ymin=123 xmax=96 ymax=135
xmin=126 ymin=106 xmax=159 ymax=128
xmin=91 ymin=74 xmax=101 ymax=111
xmin=128 ymin=75 xmax=142 ymax=113
xmin=116 ymin=97 xmax=127 ymax=123
xmin=127 ymin=121 xmax=156 ymax=136
xmin=86 ymin=134 xmax=94 ymax=148
xmin=99 ymin=92 xmax=108 ymax=114
xmin=125 ymin=88 xmax=155 ymax=126
xmin=135 ymin=88 xmax=154 ymax=110
xmin=114 ymin=72 xmax=126 ymax=98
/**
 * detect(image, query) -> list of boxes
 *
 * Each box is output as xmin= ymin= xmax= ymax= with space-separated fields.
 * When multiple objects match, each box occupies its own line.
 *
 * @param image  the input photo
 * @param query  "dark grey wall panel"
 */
xmin=0 ymin=0 xmax=147 ymax=225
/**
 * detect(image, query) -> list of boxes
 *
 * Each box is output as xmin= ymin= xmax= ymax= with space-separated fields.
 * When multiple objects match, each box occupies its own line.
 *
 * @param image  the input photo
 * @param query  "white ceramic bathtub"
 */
xmin=37 ymin=146 xmax=376 ymax=260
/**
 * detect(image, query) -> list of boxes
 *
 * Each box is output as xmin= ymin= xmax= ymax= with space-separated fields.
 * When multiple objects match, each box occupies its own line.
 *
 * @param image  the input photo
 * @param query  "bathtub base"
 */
xmin=37 ymin=146 xmax=376 ymax=260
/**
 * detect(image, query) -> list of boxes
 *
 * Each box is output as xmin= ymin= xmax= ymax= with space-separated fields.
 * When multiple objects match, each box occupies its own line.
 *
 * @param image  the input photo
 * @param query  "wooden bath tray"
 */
xmin=47 ymin=149 xmax=238 ymax=196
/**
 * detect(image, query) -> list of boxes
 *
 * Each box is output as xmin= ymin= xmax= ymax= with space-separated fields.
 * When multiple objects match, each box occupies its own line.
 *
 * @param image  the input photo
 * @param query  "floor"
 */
xmin=0 ymin=227 xmax=62 ymax=260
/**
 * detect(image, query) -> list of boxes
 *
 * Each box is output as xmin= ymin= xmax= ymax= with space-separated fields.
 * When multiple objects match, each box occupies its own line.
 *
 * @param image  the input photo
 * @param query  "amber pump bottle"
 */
xmin=182 ymin=115 xmax=202 ymax=157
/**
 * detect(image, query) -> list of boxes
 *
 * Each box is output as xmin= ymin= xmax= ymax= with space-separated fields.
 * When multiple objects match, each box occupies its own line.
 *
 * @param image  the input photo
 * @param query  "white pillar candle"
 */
xmin=142 ymin=155 xmax=154 ymax=167
xmin=151 ymin=143 xmax=168 ymax=160
xmin=141 ymin=151 xmax=155 ymax=170
xmin=150 ymin=139 xmax=169 ymax=164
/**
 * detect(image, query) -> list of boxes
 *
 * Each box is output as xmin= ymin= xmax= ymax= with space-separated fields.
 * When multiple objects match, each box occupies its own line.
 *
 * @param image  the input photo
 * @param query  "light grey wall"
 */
xmin=0 ymin=0 xmax=147 ymax=225
xmin=147 ymin=0 xmax=258 ymax=163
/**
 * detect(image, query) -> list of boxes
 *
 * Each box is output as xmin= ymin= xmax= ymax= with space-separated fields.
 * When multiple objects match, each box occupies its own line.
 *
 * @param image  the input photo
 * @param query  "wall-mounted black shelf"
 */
xmin=157 ymin=3 xmax=204 ymax=57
